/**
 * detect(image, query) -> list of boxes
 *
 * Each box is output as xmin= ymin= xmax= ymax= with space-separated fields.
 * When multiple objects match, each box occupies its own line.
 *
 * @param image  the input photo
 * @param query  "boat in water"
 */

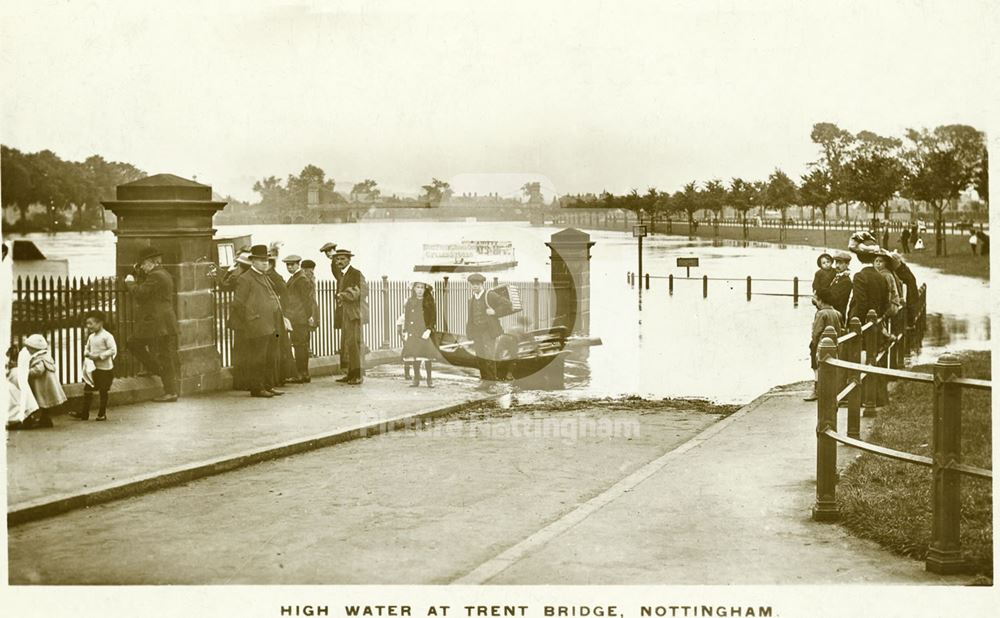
xmin=414 ymin=240 xmax=517 ymax=273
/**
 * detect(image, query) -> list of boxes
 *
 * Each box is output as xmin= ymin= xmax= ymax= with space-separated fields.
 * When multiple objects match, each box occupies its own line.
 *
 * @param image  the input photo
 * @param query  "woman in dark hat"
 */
xmin=399 ymin=278 xmax=438 ymax=387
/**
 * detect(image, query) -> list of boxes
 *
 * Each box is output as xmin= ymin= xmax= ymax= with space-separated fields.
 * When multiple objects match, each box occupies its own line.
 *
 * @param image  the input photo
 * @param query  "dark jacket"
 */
xmin=812 ymin=268 xmax=835 ymax=293
xmin=894 ymin=262 xmax=920 ymax=314
xmin=265 ymin=269 xmax=289 ymax=309
xmin=466 ymin=289 xmax=512 ymax=341
xmin=848 ymin=266 xmax=889 ymax=322
xmin=403 ymin=294 xmax=437 ymax=336
xmin=130 ymin=267 xmax=178 ymax=338
xmin=827 ymin=270 xmax=853 ymax=320
xmin=218 ymin=264 xmax=248 ymax=292
xmin=230 ymin=268 xmax=282 ymax=339
xmin=337 ymin=266 xmax=369 ymax=325
xmin=285 ymin=270 xmax=318 ymax=326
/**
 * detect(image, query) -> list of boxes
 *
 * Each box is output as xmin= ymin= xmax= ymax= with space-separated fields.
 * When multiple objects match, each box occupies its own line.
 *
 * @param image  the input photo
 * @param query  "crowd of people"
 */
xmin=804 ymin=230 xmax=921 ymax=401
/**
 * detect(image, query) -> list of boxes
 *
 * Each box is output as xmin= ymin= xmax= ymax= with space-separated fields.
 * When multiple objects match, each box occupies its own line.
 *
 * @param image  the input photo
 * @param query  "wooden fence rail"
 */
xmin=811 ymin=288 xmax=989 ymax=575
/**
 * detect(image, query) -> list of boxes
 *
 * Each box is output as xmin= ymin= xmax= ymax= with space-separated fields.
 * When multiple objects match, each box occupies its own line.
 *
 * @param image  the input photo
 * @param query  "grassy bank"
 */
xmin=663 ymin=221 xmax=989 ymax=280
xmin=837 ymin=350 xmax=992 ymax=579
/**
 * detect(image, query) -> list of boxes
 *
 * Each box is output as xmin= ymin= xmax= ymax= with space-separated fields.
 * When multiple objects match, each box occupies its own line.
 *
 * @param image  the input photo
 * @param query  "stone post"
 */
xmin=545 ymin=228 xmax=595 ymax=336
xmin=102 ymin=174 xmax=228 ymax=394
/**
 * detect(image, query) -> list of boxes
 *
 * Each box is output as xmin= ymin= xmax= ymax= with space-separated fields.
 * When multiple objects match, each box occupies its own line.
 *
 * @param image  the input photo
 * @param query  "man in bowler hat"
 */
xmin=124 ymin=246 xmax=180 ymax=402
xmin=230 ymin=244 xmax=285 ymax=398
xmin=283 ymin=254 xmax=319 ymax=383
xmin=333 ymin=249 xmax=368 ymax=384
xmin=465 ymin=273 xmax=512 ymax=387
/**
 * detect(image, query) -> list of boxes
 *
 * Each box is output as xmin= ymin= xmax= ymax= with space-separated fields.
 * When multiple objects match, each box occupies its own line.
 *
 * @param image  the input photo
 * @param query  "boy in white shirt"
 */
xmin=71 ymin=310 xmax=117 ymax=421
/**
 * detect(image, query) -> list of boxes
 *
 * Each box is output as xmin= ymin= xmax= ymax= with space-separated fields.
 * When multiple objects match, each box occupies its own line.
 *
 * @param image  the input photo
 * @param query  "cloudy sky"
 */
xmin=1 ymin=0 xmax=996 ymax=201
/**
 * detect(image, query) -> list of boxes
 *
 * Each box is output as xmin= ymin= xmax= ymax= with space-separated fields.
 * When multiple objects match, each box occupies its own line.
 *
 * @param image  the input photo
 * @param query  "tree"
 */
xmin=974 ymin=145 xmax=988 ymax=206
xmin=727 ymin=177 xmax=754 ymax=238
xmin=673 ymin=181 xmax=702 ymax=233
xmin=252 ymin=175 xmax=287 ymax=206
xmin=902 ymin=125 xmax=985 ymax=255
xmin=287 ymin=164 xmax=334 ymax=207
xmin=765 ymin=168 xmax=798 ymax=226
xmin=520 ymin=181 xmax=544 ymax=205
xmin=420 ymin=178 xmax=453 ymax=207
xmin=701 ymin=178 xmax=727 ymax=223
xmin=810 ymin=122 xmax=854 ymax=219
xmin=350 ymin=179 xmax=381 ymax=203
xmin=798 ymin=168 xmax=835 ymax=245
xmin=841 ymin=131 xmax=905 ymax=227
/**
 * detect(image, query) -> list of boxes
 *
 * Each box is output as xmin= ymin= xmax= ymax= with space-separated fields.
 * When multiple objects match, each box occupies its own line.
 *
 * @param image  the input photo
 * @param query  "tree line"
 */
xmin=561 ymin=123 xmax=988 ymax=255
xmin=251 ymin=165 xmax=456 ymax=209
xmin=1 ymin=145 xmax=147 ymax=231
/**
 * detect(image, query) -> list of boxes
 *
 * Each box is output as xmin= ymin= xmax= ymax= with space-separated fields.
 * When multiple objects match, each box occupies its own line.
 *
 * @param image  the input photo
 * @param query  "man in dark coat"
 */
xmin=266 ymin=250 xmax=297 ymax=386
xmin=827 ymin=251 xmax=853 ymax=321
xmin=230 ymin=245 xmax=284 ymax=398
xmin=889 ymin=251 xmax=920 ymax=326
xmin=125 ymin=246 xmax=180 ymax=402
xmin=283 ymin=254 xmax=318 ymax=383
xmin=321 ymin=241 xmax=348 ymax=373
xmin=218 ymin=250 xmax=252 ymax=390
xmin=333 ymin=249 xmax=368 ymax=385
xmin=465 ymin=273 xmax=513 ymax=386
xmin=848 ymin=252 xmax=890 ymax=323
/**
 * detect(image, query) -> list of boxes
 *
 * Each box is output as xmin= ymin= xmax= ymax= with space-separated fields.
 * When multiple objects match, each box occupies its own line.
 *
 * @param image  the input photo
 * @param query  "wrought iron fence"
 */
xmin=12 ymin=275 xmax=556 ymax=386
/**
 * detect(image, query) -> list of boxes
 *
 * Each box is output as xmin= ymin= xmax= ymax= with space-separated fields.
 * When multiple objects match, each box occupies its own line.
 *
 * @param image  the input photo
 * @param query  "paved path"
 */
xmin=6 ymin=368 xmax=485 ymax=514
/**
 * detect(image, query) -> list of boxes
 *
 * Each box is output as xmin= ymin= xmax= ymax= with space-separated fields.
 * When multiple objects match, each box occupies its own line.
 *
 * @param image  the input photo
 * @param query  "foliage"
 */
xmin=840 ymin=130 xmax=905 ymax=220
xmin=764 ymin=168 xmax=798 ymax=221
xmin=701 ymin=178 xmax=726 ymax=218
xmin=520 ymin=181 xmax=544 ymax=205
xmin=673 ymin=181 xmax=702 ymax=224
xmin=420 ymin=178 xmax=453 ymax=207
xmin=798 ymin=167 xmax=835 ymax=220
xmin=350 ymin=179 xmax=381 ymax=203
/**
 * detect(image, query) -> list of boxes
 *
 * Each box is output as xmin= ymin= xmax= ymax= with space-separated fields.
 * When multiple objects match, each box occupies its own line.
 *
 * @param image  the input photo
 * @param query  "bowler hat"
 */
xmin=301 ymin=259 xmax=316 ymax=269
xmin=333 ymin=248 xmax=354 ymax=258
xmin=138 ymin=247 xmax=162 ymax=262
xmin=249 ymin=244 xmax=269 ymax=259
xmin=467 ymin=273 xmax=486 ymax=284
xmin=320 ymin=242 xmax=338 ymax=252
xmin=282 ymin=254 xmax=302 ymax=264
xmin=831 ymin=250 xmax=852 ymax=263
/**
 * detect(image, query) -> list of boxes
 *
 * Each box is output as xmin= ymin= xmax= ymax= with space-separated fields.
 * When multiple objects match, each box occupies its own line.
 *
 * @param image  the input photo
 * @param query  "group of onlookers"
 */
xmin=805 ymin=230 xmax=920 ymax=401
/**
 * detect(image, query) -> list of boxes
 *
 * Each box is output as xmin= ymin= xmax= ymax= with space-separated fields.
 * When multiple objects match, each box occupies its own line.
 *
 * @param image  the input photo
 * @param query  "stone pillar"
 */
xmin=545 ymin=228 xmax=595 ymax=336
xmin=102 ymin=174 xmax=228 ymax=394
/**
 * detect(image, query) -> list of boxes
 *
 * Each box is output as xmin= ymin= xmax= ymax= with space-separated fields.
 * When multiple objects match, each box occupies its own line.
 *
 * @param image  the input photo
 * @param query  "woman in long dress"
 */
xmin=400 ymin=280 xmax=438 ymax=388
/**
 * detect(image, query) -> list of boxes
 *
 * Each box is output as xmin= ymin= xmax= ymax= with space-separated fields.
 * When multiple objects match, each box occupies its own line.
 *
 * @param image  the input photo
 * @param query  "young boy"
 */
xmin=71 ymin=310 xmax=118 ymax=421
xmin=804 ymin=288 xmax=843 ymax=402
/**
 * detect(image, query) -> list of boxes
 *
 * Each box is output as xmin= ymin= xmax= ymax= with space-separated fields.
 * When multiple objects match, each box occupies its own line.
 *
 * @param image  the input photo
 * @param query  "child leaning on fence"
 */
xmin=70 ymin=310 xmax=118 ymax=421
xmin=804 ymin=288 xmax=844 ymax=402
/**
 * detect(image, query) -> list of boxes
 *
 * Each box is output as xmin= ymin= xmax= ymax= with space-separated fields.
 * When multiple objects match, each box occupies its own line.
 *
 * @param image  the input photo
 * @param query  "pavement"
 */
xmin=7 ymin=378 xmax=977 ymax=584
xmin=6 ymin=367 xmax=489 ymax=524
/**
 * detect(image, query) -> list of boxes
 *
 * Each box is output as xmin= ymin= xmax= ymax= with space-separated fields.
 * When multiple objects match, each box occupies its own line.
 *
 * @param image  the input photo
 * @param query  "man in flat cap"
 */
xmin=124 ymin=246 xmax=180 ymax=402
xmin=333 ymin=249 xmax=368 ymax=384
xmin=320 ymin=241 xmax=348 ymax=373
xmin=230 ymin=244 xmax=285 ymax=398
xmin=826 ymin=251 xmax=853 ymax=321
xmin=283 ymin=254 xmax=318 ymax=383
xmin=465 ymin=273 xmax=512 ymax=387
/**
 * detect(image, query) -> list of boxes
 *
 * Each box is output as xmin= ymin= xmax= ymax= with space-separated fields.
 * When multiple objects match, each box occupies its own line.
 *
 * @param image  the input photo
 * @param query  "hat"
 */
xmin=333 ymin=248 xmax=354 ymax=258
xmin=24 ymin=334 xmax=48 ymax=350
xmin=301 ymin=259 xmax=316 ymax=269
xmin=234 ymin=251 xmax=252 ymax=266
xmin=249 ymin=244 xmax=269 ymax=259
xmin=411 ymin=276 xmax=434 ymax=289
xmin=319 ymin=242 xmax=338 ymax=252
xmin=281 ymin=254 xmax=302 ymax=264
xmin=816 ymin=252 xmax=833 ymax=268
xmin=816 ymin=288 xmax=836 ymax=306
xmin=831 ymin=250 xmax=852 ymax=263
xmin=138 ymin=247 xmax=162 ymax=262
xmin=467 ymin=273 xmax=486 ymax=284
xmin=886 ymin=251 xmax=904 ymax=270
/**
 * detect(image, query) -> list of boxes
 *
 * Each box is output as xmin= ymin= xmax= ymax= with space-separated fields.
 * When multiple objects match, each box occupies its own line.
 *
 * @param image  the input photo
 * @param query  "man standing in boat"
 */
xmin=465 ymin=273 xmax=512 ymax=388
xmin=333 ymin=248 xmax=368 ymax=385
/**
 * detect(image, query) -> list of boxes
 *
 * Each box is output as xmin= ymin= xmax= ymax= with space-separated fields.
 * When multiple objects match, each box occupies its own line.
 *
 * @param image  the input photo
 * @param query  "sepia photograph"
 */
xmin=1 ymin=0 xmax=996 ymax=616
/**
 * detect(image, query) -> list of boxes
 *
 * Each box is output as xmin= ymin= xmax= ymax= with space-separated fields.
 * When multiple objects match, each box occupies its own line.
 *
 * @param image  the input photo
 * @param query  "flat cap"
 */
xmin=467 ymin=273 xmax=486 ymax=284
xmin=281 ymin=254 xmax=302 ymax=263
xmin=831 ymin=250 xmax=852 ymax=263
xmin=319 ymin=242 xmax=338 ymax=252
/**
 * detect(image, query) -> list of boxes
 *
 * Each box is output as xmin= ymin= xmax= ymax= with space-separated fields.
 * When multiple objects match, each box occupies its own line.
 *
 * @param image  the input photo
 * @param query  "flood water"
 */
xmin=9 ymin=223 xmax=990 ymax=403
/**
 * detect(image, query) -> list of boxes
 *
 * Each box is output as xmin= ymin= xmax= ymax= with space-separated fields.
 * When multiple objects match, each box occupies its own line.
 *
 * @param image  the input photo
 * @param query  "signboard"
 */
xmin=676 ymin=257 xmax=699 ymax=268
xmin=217 ymin=243 xmax=235 ymax=268
xmin=632 ymin=225 xmax=647 ymax=238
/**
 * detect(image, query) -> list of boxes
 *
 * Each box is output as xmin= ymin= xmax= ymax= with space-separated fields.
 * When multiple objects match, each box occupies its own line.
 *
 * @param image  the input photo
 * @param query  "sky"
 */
xmin=1 ymin=0 xmax=997 ymax=202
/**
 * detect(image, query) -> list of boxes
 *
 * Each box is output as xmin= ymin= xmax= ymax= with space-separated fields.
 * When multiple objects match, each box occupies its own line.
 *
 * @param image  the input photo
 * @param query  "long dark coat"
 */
xmin=849 ymin=266 xmax=889 ymax=323
xmin=131 ymin=267 xmax=179 ymax=339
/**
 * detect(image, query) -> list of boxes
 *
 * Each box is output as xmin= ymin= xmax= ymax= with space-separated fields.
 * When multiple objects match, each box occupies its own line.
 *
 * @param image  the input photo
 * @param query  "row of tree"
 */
xmin=568 ymin=123 xmax=988 ymax=256
xmin=252 ymin=165 xmax=457 ymax=208
xmin=1 ymin=145 xmax=147 ymax=231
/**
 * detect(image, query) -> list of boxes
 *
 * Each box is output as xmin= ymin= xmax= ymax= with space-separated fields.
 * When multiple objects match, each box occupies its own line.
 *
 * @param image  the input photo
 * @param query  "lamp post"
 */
xmin=633 ymin=221 xmax=647 ymax=284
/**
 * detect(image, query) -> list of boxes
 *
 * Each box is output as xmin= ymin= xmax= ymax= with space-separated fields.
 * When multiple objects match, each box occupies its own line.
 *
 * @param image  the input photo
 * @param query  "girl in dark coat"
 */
xmin=400 ymin=281 xmax=438 ymax=387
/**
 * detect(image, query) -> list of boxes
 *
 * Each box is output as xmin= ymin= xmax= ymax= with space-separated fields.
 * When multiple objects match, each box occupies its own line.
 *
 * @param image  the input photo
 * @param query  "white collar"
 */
xmin=473 ymin=290 xmax=485 ymax=300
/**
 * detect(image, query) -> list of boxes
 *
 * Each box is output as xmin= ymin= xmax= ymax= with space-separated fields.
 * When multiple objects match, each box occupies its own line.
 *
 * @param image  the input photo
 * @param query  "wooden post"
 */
xmin=702 ymin=275 xmax=708 ymax=298
xmin=792 ymin=277 xmax=799 ymax=305
xmin=533 ymin=277 xmax=540 ymax=328
xmin=846 ymin=317 xmax=863 ymax=439
xmin=863 ymin=310 xmax=879 ymax=417
xmin=812 ymin=330 xmax=840 ymax=521
xmin=745 ymin=276 xmax=751 ymax=301
xmin=441 ymin=276 xmax=450 ymax=332
xmin=380 ymin=275 xmax=391 ymax=349
xmin=926 ymin=353 xmax=964 ymax=574
xmin=644 ymin=272 xmax=650 ymax=290
xmin=668 ymin=274 xmax=674 ymax=295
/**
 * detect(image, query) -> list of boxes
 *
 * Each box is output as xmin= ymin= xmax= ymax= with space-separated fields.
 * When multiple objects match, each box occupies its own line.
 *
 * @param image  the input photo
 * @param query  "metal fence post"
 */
xmin=813 ymin=330 xmax=840 ymax=521
xmin=792 ymin=276 xmax=799 ymax=305
xmin=927 ymin=353 xmax=964 ymax=574
xmin=668 ymin=274 xmax=674 ymax=295
xmin=847 ymin=317 xmax=863 ymax=439
xmin=644 ymin=273 xmax=650 ymax=290
xmin=864 ymin=310 xmax=879 ymax=417
xmin=746 ymin=276 xmax=751 ymax=301
xmin=702 ymin=275 xmax=708 ymax=298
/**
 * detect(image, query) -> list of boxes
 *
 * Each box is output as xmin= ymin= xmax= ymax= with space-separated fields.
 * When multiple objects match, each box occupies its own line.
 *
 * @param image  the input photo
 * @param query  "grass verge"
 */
xmin=662 ymin=221 xmax=989 ymax=280
xmin=837 ymin=350 xmax=992 ymax=580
